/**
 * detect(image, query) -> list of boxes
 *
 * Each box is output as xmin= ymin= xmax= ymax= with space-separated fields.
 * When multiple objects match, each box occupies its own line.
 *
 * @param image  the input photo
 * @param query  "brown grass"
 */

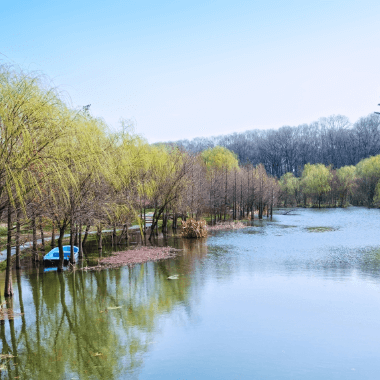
xmin=81 ymin=246 xmax=181 ymax=271
xmin=181 ymin=219 xmax=208 ymax=238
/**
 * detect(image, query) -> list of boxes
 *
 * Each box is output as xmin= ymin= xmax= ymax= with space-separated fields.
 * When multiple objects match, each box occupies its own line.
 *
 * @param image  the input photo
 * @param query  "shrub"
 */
xmin=181 ymin=219 xmax=208 ymax=238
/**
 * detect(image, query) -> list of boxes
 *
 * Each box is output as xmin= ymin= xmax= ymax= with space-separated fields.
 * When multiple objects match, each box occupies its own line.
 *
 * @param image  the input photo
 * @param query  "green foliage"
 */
xmin=301 ymin=164 xmax=332 ymax=207
xmin=336 ymin=165 xmax=356 ymax=188
xmin=355 ymin=155 xmax=380 ymax=206
xmin=201 ymin=146 xmax=238 ymax=171
xmin=279 ymin=172 xmax=299 ymax=203
xmin=0 ymin=66 xmax=70 ymax=210
xmin=335 ymin=165 xmax=356 ymax=205
xmin=356 ymin=155 xmax=380 ymax=179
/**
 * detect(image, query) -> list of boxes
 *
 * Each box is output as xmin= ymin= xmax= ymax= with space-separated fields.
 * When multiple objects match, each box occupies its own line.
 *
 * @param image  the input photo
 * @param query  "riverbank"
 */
xmin=0 ymin=218 xmax=250 ymax=272
xmin=80 ymin=246 xmax=182 ymax=271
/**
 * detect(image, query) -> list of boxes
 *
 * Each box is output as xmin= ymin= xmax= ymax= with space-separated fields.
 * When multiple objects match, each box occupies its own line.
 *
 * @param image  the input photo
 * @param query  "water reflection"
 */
xmin=0 ymin=235 xmax=208 ymax=379
xmin=0 ymin=208 xmax=380 ymax=378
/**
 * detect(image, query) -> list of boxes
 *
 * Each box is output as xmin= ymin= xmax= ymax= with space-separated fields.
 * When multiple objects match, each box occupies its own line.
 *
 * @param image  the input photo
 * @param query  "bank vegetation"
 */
xmin=1 ymin=65 xmax=380 ymax=298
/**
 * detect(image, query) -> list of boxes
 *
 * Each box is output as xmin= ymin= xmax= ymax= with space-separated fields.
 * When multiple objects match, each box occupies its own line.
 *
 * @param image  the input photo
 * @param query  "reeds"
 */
xmin=181 ymin=219 xmax=208 ymax=238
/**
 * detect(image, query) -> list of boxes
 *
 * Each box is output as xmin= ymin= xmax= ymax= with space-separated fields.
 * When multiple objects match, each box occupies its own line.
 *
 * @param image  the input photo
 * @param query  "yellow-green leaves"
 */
xmin=279 ymin=172 xmax=299 ymax=195
xmin=201 ymin=146 xmax=238 ymax=171
xmin=355 ymin=155 xmax=380 ymax=206
xmin=301 ymin=164 xmax=332 ymax=199
xmin=356 ymin=155 xmax=380 ymax=180
xmin=336 ymin=166 xmax=356 ymax=193
xmin=0 ymin=66 xmax=68 ymax=209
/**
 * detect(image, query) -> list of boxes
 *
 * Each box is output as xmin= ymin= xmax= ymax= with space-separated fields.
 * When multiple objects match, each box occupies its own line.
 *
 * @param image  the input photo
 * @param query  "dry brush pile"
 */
xmin=181 ymin=219 xmax=208 ymax=238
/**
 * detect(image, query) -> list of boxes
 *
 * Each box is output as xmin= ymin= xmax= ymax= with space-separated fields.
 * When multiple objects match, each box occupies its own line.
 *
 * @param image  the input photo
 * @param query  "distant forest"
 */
xmin=164 ymin=114 xmax=380 ymax=178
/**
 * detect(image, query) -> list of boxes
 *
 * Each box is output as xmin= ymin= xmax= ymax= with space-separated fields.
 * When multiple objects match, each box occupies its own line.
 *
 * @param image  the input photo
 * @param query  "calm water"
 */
xmin=1 ymin=207 xmax=380 ymax=379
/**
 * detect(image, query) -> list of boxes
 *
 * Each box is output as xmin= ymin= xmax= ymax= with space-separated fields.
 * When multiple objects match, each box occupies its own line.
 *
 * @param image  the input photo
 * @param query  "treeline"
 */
xmin=2 ymin=65 xmax=379 ymax=300
xmin=279 ymin=156 xmax=380 ymax=209
xmin=165 ymin=114 xmax=380 ymax=177
xmin=0 ymin=66 xmax=280 ymax=298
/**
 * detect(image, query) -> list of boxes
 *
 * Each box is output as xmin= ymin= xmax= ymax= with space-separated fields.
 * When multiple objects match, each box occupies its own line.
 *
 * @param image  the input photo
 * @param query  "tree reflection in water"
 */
xmin=0 ymin=239 xmax=207 ymax=378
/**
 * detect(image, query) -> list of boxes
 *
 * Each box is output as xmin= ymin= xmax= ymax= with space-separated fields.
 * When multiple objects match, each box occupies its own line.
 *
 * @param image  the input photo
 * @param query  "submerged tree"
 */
xmin=0 ymin=66 xmax=70 ymax=296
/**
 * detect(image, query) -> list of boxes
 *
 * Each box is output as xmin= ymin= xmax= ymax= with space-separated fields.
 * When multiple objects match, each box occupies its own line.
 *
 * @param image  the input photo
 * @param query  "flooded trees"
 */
xmin=0 ymin=66 xmax=69 ymax=296
xmin=46 ymin=112 xmax=111 ymax=269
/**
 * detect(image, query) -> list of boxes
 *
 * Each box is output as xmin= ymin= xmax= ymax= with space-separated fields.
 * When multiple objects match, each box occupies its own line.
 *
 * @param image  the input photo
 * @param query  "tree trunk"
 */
xmin=69 ymin=218 xmax=75 ymax=265
xmin=51 ymin=222 xmax=56 ymax=248
xmin=149 ymin=211 xmax=158 ymax=240
xmin=112 ymin=224 xmax=117 ymax=246
xmin=118 ymin=224 xmax=127 ymax=244
xmin=15 ymin=207 xmax=21 ymax=270
xmin=57 ymin=226 xmax=65 ymax=272
xmin=31 ymin=214 xmax=38 ymax=262
xmin=39 ymin=218 xmax=45 ymax=251
xmin=82 ymin=224 xmax=90 ymax=246
xmin=270 ymin=188 xmax=274 ymax=220
xmin=97 ymin=225 xmax=102 ymax=251
xmin=4 ymin=204 xmax=13 ymax=298
xmin=162 ymin=215 xmax=167 ymax=233
xmin=74 ymin=224 xmax=78 ymax=246
xmin=78 ymin=222 xmax=83 ymax=259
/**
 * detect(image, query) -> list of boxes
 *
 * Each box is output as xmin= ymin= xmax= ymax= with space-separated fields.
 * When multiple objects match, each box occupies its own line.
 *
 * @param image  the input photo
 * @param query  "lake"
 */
xmin=1 ymin=207 xmax=380 ymax=379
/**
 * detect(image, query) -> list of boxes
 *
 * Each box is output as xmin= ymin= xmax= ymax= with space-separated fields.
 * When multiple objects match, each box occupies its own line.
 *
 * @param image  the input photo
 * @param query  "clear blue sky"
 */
xmin=2 ymin=0 xmax=380 ymax=143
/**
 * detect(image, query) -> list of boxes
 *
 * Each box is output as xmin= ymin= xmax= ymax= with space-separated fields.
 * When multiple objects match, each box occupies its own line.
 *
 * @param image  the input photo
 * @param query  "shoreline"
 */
xmin=1 ymin=220 xmax=250 ymax=272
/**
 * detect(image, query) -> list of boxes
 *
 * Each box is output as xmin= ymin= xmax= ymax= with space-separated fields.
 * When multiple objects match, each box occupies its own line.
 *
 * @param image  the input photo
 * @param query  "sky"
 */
xmin=2 ymin=0 xmax=380 ymax=143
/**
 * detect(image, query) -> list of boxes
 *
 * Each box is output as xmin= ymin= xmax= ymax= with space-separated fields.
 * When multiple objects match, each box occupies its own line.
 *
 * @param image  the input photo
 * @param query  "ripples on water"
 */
xmin=1 ymin=207 xmax=380 ymax=379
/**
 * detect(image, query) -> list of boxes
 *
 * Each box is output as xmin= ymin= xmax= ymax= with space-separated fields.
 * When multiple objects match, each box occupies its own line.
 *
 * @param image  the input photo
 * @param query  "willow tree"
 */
xmin=301 ymin=163 xmax=332 ymax=208
xmin=279 ymin=172 xmax=300 ymax=207
xmin=335 ymin=166 xmax=356 ymax=207
xmin=108 ymin=124 xmax=149 ymax=239
xmin=355 ymin=155 xmax=380 ymax=207
xmin=67 ymin=114 xmax=113 ymax=261
xmin=46 ymin=110 xmax=111 ymax=269
xmin=142 ymin=146 xmax=193 ymax=240
xmin=0 ymin=66 xmax=69 ymax=297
